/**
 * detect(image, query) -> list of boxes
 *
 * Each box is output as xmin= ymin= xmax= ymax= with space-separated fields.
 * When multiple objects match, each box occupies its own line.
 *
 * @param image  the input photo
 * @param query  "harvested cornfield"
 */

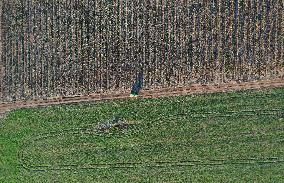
xmin=0 ymin=0 xmax=283 ymax=102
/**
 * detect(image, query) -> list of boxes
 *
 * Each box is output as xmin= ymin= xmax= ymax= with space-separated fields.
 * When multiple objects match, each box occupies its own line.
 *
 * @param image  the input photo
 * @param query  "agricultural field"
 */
xmin=1 ymin=0 xmax=283 ymax=102
xmin=1 ymin=87 xmax=284 ymax=182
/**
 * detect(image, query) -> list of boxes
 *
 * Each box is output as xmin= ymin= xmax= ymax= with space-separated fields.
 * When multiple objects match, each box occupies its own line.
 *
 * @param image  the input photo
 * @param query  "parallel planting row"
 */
xmin=0 ymin=0 xmax=283 ymax=101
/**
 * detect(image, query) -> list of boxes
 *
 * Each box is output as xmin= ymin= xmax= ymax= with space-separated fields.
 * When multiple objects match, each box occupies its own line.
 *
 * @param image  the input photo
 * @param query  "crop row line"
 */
xmin=25 ymin=158 xmax=284 ymax=172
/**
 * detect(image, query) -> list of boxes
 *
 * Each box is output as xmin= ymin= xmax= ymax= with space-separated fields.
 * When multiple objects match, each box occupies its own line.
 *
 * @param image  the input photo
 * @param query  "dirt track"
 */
xmin=1 ymin=78 xmax=284 ymax=116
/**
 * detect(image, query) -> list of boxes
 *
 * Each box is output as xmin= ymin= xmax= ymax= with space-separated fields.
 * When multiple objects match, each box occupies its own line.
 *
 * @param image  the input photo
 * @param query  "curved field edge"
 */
xmin=0 ymin=87 xmax=284 ymax=182
xmin=20 ymin=120 xmax=284 ymax=172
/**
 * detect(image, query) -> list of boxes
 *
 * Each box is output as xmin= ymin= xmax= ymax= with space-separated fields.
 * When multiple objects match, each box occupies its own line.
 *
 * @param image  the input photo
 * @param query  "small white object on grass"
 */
xmin=130 ymin=94 xmax=138 ymax=98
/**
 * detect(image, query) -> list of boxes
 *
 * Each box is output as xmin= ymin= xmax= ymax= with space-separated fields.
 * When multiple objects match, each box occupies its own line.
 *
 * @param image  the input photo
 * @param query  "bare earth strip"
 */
xmin=0 ymin=78 xmax=284 ymax=115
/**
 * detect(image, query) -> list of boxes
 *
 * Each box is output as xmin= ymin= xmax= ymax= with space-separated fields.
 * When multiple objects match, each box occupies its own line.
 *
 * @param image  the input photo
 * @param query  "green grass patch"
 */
xmin=1 ymin=87 xmax=284 ymax=182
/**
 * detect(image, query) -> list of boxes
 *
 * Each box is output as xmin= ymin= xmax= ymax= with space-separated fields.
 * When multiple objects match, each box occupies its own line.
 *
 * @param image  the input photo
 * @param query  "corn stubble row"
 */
xmin=0 ymin=0 xmax=283 ymax=102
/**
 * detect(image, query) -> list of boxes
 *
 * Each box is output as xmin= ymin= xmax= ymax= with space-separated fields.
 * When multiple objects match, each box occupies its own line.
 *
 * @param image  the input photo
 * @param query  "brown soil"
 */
xmin=0 ymin=78 xmax=284 ymax=116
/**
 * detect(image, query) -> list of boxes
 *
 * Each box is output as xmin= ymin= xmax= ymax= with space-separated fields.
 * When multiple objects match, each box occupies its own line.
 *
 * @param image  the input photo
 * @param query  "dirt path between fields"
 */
xmin=1 ymin=78 xmax=284 ymax=116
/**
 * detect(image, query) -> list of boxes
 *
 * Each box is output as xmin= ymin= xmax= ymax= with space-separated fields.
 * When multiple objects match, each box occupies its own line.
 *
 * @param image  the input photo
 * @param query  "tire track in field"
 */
xmin=19 ymin=108 xmax=284 ymax=172
xmin=1 ymin=78 xmax=284 ymax=116
xmin=29 ymin=158 xmax=284 ymax=172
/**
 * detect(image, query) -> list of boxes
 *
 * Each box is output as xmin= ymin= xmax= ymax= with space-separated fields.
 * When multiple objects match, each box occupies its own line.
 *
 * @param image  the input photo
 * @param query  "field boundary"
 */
xmin=1 ymin=78 xmax=284 ymax=116
xmin=0 ymin=0 xmax=3 ymax=100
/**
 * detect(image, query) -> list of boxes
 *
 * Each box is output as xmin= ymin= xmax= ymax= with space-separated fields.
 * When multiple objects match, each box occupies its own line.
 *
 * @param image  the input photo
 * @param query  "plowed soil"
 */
xmin=1 ymin=78 xmax=284 ymax=115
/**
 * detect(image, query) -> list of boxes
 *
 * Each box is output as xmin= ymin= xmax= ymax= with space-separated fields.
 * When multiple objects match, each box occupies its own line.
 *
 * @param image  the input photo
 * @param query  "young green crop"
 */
xmin=1 ymin=87 xmax=284 ymax=182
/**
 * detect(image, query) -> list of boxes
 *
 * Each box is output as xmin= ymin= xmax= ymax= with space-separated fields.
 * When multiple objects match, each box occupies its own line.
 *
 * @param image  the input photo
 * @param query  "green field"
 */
xmin=1 ymin=88 xmax=284 ymax=182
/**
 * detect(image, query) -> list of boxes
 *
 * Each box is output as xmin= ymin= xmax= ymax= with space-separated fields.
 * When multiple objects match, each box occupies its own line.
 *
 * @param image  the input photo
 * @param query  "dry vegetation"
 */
xmin=0 ymin=0 xmax=283 ymax=102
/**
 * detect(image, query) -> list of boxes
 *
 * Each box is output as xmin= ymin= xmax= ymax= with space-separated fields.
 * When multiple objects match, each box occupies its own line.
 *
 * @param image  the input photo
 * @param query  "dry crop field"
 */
xmin=0 ymin=0 xmax=283 ymax=102
xmin=1 ymin=86 xmax=284 ymax=182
